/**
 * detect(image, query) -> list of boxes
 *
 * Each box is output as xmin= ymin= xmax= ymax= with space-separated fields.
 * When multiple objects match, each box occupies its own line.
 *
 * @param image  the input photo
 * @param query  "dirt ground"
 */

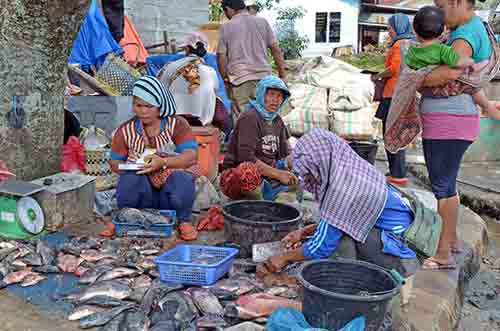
xmin=0 ymin=291 xmax=79 ymax=331
xmin=458 ymin=228 xmax=500 ymax=331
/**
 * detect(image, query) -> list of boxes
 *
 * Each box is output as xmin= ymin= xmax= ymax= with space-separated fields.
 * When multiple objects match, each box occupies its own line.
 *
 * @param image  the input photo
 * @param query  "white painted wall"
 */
xmin=125 ymin=0 xmax=208 ymax=49
xmin=261 ymin=0 xmax=360 ymax=57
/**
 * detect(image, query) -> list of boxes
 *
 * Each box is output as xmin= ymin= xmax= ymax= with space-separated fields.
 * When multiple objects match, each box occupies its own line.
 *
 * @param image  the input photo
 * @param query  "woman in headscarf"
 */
xmin=220 ymin=75 xmax=298 ymax=201
xmin=109 ymin=76 xmax=200 ymax=241
xmin=372 ymin=14 xmax=414 ymax=186
xmin=264 ymin=129 xmax=418 ymax=277
xmin=159 ymin=32 xmax=231 ymax=136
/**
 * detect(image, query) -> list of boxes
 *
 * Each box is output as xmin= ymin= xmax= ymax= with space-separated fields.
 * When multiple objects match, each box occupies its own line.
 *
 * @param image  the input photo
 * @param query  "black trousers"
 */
xmin=376 ymin=98 xmax=407 ymax=179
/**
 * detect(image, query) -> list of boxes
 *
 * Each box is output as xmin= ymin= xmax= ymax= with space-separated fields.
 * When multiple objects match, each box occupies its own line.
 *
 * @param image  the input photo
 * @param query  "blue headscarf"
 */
xmin=133 ymin=76 xmax=177 ymax=118
xmin=249 ymin=75 xmax=291 ymax=121
xmin=388 ymin=14 xmax=414 ymax=46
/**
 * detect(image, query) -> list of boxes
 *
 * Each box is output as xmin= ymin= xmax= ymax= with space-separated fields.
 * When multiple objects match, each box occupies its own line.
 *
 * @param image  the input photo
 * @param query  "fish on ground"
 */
xmin=36 ymin=240 xmax=55 ymax=266
xmin=80 ymin=249 xmax=117 ymax=263
xmin=131 ymin=275 xmax=152 ymax=290
xmin=3 ymin=269 xmax=35 ymax=285
xmin=98 ymin=313 xmax=125 ymax=331
xmin=80 ymin=295 xmax=125 ymax=308
xmin=189 ymin=288 xmax=224 ymax=315
xmin=21 ymin=273 xmax=46 ymax=287
xmin=79 ymin=304 xmax=135 ymax=329
xmin=97 ymin=267 xmax=141 ymax=282
xmin=197 ymin=314 xmax=228 ymax=329
xmin=79 ymin=265 xmax=114 ymax=285
xmin=57 ymin=254 xmax=84 ymax=273
xmin=74 ymin=280 xmax=132 ymax=302
xmin=119 ymin=309 xmax=150 ymax=331
xmin=68 ymin=305 xmax=106 ymax=321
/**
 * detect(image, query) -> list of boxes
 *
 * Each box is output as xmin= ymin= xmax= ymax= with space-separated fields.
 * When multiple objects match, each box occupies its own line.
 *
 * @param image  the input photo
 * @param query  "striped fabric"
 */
xmin=133 ymin=76 xmax=177 ymax=118
xmin=293 ymin=129 xmax=388 ymax=243
xmin=121 ymin=117 xmax=176 ymax=156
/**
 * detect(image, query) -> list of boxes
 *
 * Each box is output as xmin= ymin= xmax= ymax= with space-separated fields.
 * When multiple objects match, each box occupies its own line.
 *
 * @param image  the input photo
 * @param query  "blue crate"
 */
xmin=154 ymin=244 xmax=239 ymax=286
xmin=113 ymin=210 xmax=176 ymax=237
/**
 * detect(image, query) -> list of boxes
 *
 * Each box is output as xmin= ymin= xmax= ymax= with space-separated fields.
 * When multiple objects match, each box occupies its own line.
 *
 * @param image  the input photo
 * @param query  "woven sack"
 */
xmin=95 ymin=54 xmax=142 ymax=96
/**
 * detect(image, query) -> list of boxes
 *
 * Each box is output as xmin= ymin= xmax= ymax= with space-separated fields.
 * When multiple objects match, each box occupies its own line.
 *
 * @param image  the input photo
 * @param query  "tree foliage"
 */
xmin=275 ymin=6 xmax=309 ymax=60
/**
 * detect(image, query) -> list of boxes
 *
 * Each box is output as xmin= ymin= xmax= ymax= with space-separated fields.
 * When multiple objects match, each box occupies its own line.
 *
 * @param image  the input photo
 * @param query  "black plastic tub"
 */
xmin=222 ymin=200 xmax=302 ymax=258
xmin=348 ymin=141 xmax=378 ymax=165
xmin=297 ymin=259 xmax=401 ymax=331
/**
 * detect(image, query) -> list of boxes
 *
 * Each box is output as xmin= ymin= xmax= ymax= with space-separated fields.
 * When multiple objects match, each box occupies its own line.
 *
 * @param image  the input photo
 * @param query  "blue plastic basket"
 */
xmin=154 ymin=244 xmax=239 ymax=286
xmin=113 ymin=210 xmax=176 ymax=237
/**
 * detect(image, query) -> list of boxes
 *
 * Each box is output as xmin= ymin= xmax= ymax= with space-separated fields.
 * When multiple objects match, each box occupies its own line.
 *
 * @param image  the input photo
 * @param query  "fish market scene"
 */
xmin=2 ymin=0 xmax=500 ymax=330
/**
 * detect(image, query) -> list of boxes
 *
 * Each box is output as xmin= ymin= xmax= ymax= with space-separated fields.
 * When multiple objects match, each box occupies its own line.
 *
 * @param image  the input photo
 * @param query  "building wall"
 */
xmin=261 ymin=0 xmax=360 ymax=57
xmin=125 ymin=0 xmax=209 ymax=50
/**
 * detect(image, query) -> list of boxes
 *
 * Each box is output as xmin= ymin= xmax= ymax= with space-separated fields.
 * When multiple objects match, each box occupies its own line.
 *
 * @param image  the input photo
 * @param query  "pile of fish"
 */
xmin=0 ymin=237 xmax=302 ymax=331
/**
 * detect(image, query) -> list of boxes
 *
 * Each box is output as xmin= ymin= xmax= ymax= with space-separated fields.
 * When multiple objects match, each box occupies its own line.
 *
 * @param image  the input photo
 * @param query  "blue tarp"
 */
xmin=7 ymin=232 xmax=82 ymax=316
xmin=68 ymin=0 xmax=123 ymax=67
xmin=146 ymin=53 xmax=232 ymax=113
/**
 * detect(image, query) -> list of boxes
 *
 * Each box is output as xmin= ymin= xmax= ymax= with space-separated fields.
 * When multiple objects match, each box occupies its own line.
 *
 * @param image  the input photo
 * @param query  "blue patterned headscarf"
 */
xmin=249 ymin=75 xmax=291 ymax=121
xmin=133 ymin=76 xmax=177 ymax=118
xmin=388 ymin=14 xmax=414 ymax=46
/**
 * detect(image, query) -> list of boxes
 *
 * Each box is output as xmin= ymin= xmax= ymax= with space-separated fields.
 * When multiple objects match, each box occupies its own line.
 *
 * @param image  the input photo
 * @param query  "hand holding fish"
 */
xmin=264 ymin=255 xmax=289 ymax=273
xmin=282 ymin=229 xmax=303 ymax=250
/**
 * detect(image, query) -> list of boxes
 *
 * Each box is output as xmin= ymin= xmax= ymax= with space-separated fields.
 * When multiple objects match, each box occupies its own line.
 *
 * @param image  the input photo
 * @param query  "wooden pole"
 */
xmin=163 ymin=31 xmax=169 ymax=54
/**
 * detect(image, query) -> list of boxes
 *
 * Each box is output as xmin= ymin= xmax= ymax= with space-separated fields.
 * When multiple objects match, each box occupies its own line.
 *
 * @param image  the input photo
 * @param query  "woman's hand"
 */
xmin=264 ymin=255 xmax=289 ymax=273
xmin=127 ymin=152 xmax=140 ymax=163
xmin=277 ymin=170 xmax=298 ymax=186
xmin=136 ymin=155 xmax=166 ymax=175
xmin=282 ymin=229 xmax=304 ymax=250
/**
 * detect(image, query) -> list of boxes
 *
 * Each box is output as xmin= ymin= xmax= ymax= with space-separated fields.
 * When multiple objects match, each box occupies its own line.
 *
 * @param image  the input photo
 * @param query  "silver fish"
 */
xmin=97 ymin=267 xmax=141 ymax=282
xmin=79 ymin=265 xmax=114 ymax=285
xmin=37 ymin=240 xmax=55 ymax=266
xmin=80 ymin=295 xmax=125 ymax=308
xmin=190 ymin=288 xmax=224 ymax=315
xmin=119 ymin=309 xmax=150 ymax=331
xmin=3 ymin=269 xmax=35 ymax=285
xmin=80 ymin=249 xmax=117 ymax=263
xmin=149 ymin=320 xmax=181 ymax=331
xmin=22 ymin=253 xmax=44 ymax=267
xmin=0 ymin=247 xmax=17 ymax=261
xmin=0 ymin=262 xmax=9 ymax=277
xmin=197 ymin=314 xmax=228 ymax=329
xmin=75 ymin=280 xmax=132 ymax=302
xmin=21 ymin=273 xmax=46 ymax=287
xmin=12 ymin=260 xmax=27 ymax=269
xmin=68 ymin=305 xmax=106 ymax=321
xmin=79 ymin=304 xmax=134 ymax=329
xmin=98 ymin=313 xmax=125 ymax=331
xmin=157 ymin=292 xmax=197 ymax=327
xmin=131 ymin=275 xmax=152 ymax=290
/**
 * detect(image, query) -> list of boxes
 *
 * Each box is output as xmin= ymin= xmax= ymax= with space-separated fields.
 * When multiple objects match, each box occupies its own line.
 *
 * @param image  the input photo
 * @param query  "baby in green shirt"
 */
xmin=406 ymin=6 xmax=493 ymax=114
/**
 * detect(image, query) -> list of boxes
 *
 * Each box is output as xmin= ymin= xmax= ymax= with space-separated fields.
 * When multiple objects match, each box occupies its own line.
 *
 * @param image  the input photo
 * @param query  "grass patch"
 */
xmin=337 ymin=52 xmax=386 ymax=72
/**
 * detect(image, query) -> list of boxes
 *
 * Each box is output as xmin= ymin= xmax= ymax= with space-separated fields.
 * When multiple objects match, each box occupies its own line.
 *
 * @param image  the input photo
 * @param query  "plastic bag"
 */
xmin=267 ymin=308 xmax=365 ymax=331
xmin=61 ymin=136 xmax=86 ymax=173
xmin=0 ymin=160 xmax=15 ymax=182
xmin=82 ymin=126 xmax=110 ymax=150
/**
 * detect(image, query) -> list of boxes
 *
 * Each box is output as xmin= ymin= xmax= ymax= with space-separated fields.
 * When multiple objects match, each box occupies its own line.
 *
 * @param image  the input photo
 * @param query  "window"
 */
xmin=315 ymin=12 xmax=342 ymax=43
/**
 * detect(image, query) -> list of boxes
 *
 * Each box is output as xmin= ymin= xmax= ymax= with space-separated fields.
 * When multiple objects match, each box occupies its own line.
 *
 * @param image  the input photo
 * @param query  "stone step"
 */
xmin=392 ymin=190 xmax=489 ymax=331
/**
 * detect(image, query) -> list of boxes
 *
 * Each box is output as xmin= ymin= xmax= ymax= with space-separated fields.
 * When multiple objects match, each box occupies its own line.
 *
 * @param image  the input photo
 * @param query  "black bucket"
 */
xmin=348 ymin=141 xmax=378 ymax=165
xmin=297 ymin=259 xmax=401 ymax=331
xmin=222 ymin=200 xmax=302 ymax=258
